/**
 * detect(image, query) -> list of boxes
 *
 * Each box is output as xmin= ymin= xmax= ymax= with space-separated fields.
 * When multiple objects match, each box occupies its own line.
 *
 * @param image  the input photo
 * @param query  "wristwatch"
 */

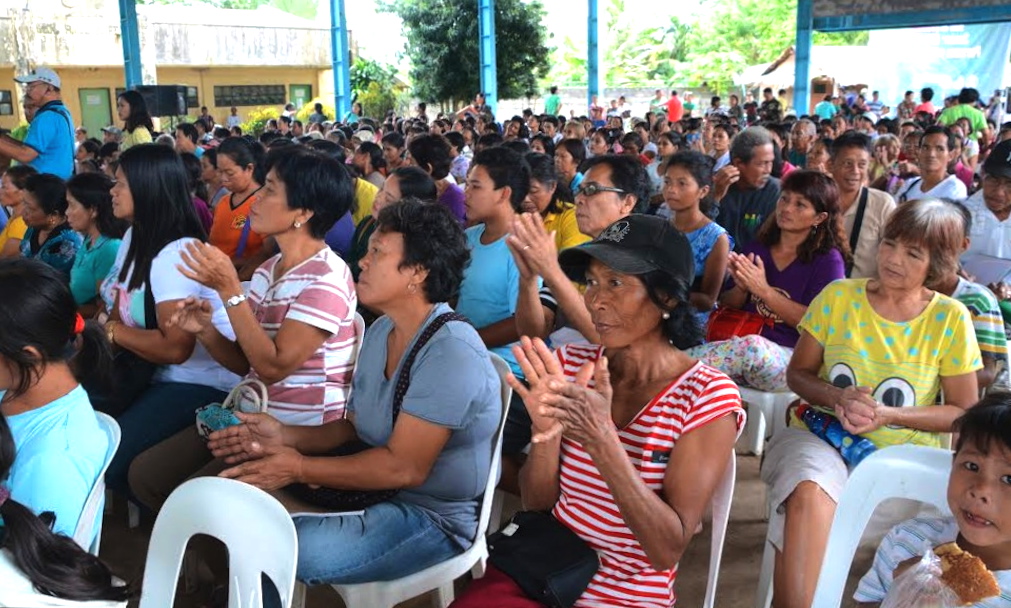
xmin=225 ymin=294 xmax=247 ymax=308
xmin=105 ymin=320 xmax=118 ymax=345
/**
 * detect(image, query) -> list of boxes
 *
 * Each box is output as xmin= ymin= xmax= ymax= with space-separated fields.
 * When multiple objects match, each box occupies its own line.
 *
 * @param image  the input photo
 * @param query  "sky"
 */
xmin=339 ymin=0 xmax=687 ymax=69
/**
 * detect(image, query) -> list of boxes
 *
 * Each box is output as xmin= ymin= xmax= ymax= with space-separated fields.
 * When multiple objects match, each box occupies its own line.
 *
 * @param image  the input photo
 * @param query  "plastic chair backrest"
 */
xmin=480 ymin=354 xmax=514 ymax=542
xmin=138 ymin=476 xmax=298 ymax=608
xmin=809 ymin=444 xmax=953 ymax=608
xmin=703 ymin=450 xmax=736 ymax=608
xmin=73 ymin=412 xmax=121 ymax=554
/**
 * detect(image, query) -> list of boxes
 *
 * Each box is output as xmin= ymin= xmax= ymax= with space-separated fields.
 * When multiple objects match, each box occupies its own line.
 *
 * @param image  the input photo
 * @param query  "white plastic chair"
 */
xmin=138 ymin=476 xmax=298 ymax=608
xmin=291 ymin=353 xmax=513 ymax=608
xmin=754 ymin=444 xmax=953 ymax=608
xmin=702 ymin=450 xmax=737 ymax=608
xmin=73 ymin=412 xmax=121 ymax=555
xmin=738 ymin=387 xmax=797 ymax=456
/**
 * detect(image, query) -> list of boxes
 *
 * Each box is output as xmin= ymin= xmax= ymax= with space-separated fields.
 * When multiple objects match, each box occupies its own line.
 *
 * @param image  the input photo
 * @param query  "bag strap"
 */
xmin=846 ymin=187 xmax=869 ymax=277
xmin=235 ymin=218 xmax=252 ymax=259
xmin=222 ymin=378 xmax=269 ymax=413
xmin=390 ymin=312 xmax=468 ymax=421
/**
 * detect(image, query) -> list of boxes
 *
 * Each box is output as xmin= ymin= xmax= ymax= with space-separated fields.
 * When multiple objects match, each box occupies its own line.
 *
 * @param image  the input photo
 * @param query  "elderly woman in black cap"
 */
xmin=451 ymin=215 xmax=744 ymax=608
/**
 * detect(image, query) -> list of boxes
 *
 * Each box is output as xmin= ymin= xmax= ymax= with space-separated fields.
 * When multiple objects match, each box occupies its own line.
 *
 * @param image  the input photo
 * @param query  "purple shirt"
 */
xmin=324 ymin=212 xmax=355 ymax=258
xmin=192 ymin=197 xmax=214 ymax=234
xmin=439 ymin=182 xmax=467 ymax=224
xmin=727 ymin=241 xmax=846 ymax=348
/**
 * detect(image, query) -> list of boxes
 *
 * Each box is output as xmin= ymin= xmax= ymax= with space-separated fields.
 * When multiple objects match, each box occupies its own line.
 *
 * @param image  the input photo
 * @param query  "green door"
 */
xmin=78 ymin=88 xmax=112 ymax=138
xmin=289 ymin=85 xmax=312 ymax=110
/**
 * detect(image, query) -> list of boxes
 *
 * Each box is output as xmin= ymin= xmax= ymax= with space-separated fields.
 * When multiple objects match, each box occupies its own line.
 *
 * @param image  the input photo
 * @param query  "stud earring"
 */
xmin=662 ymin=312 xmax=670 ymax=320
xmin=294 ymin=221 xmax=302 ymax=228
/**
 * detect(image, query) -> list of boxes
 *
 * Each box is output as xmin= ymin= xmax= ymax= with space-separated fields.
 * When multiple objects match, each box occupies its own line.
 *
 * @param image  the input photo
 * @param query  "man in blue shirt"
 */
xmin=0 ymin=67 xmax=74 ymax=178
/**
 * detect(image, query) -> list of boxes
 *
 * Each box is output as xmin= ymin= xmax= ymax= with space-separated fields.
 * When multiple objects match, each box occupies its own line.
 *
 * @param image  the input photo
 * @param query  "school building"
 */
xmin=0 ymin=0 xmax=346 ymax=134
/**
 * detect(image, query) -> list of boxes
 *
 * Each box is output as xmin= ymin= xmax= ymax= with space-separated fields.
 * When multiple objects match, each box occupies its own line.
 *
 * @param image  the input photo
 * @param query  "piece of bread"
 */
xmin=934 ymin=542 xmax=1001 ymax=605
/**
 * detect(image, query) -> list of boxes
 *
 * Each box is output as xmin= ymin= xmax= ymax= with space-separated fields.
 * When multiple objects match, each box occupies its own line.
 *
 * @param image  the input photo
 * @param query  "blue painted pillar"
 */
xmin=794 ymin=0 xmax=813 ymax=115
xmin=478 ymin=0 xmax=498 ymax=116
xmin=587 ymin=0 xmax=601 ymax=109
xmin=118 ymin=0 xmax=142 ymax=88
xmin=330 ymin=0 xmax=352 ymax=120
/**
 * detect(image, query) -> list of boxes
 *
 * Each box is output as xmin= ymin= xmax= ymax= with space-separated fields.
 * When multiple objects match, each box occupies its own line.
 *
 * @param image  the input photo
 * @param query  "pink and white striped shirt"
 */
xmin=244 ymin=248 xmax=357 ymax=425
xmin=551 ymin=343 xmax=743 ymax=608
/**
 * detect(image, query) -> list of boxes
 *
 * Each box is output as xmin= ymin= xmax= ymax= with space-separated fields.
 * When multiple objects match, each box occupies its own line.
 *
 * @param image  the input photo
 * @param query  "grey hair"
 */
xmin=730 ymin=126 xmax=774 ymax=164
xmin=794 ymin=119 xmax=817 ymax=136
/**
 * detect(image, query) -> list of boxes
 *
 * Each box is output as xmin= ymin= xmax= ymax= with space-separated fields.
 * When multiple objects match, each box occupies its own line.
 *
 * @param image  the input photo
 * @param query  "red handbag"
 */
xmin=705 ymin=307 xmax=774 ymax=343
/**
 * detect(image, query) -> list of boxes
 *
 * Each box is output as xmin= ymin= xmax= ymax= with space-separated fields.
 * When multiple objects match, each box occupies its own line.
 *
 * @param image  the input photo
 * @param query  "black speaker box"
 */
xmin=134 ymin=85 xmax=188 ymax=117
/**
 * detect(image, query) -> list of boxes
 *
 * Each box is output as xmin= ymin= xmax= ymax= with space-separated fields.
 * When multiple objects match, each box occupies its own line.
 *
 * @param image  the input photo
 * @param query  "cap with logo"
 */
xmin=558 ymin=214 xmax=694 ymax=285
xmin=14 ymin=66 xmax=61 ymax=89
xmin=983 ymin=140 xmax=1011 ymax=180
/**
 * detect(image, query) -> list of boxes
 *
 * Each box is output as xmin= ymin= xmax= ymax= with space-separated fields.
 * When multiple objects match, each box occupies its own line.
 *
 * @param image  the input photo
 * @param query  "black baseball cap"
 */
xmin=984 ymin=140 xmax=1011 ymax=180
xmin=558 ymin=214 xmax=694 ymax=283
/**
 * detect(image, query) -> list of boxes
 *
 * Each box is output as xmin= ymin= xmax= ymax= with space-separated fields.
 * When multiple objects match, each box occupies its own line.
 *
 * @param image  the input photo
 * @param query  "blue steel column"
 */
xmin=794 ymin=0 xmax=813 ymax=115
xmin=118 ymin=0 xmax=142 ymax=88
xmin=330 ymin=0 xmax=352 ymax=119
xmin=479 ymin=0 xmax=498 ymax=116
xmin=587 ymin=0 xmax=600 ymax=109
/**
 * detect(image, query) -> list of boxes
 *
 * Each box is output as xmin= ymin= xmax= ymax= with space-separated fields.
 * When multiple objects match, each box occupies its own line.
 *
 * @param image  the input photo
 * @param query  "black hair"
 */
xmin=638 ymin=269 xmax=702 ymax=349
xmin=262 ymin=147 xmax=354 ymax=240
xmin=0 ymin=258 xmax=113 ymax=398
xmin=921 ymin=87 xmax=935 ymax=102
xmin=407 ymin=134 xmax=453 ymax=180
xmin=375 ymin=198 xmax=470 ymax=303
xmin=4 ymin=164 xmax=37 ymax=189
xmin=217 ymin=137 xmax=266 ymax=186
xmin=380 ymin=132 xmax=405 ymax=149
xmin=525 ymin=152 xmax=564 ymax=212
xmin=175 ymin=123 xmax=198 ymax=145
xmin=78 ymin=139 xmax=101 ymax=159
xmin=116 ymin=144 xmax=207 ymax=290
xmin=580 ymin=154 xmax=650 ymax=213
xmin=98 ymin=142 xmax=119 ymax=161
xmin=202 ymin=147 xmax=218 ymax=169
xmin=476 ymin=132 xmax=504 ymax=149
xmin=921 ymin=125 xmax=957 ymax=151
xmin=556 ymin=138 xmax=587 ymax=167
xmin=830 ymin=131 xmax=872 ymax=157
xmin=665 ymin=151 xmax=716 ymax=214
xmin=279 ymin=115 xmax=292 ymax=126
xmin=954 ymin=392 xmax=1011 ymax=455
xmin=620 ymin=132 xmax=644 ymax=153
xmin=530 ymin=134 xmax=556 ymax=157
xmin=472 ymin=146 xmax=531 ymax=211
xmin=179 ymin=152 xmax=209 ymax=203
xmin=66 ymin=172 xmax=128 ymax=239
xmin=444 ymin=130 xmax=465 ymax=153
xmin=957 ymin=87 xmax=980 ymax=105
xmin=213 ymin=127 xmax=230 ymax=139
xmin=501 ymin=139 xmax=531 ymax=155
xmin=304 ymin=139 xmax=347 ymax=164
xmin=390 ymin=166 xmax=437 ymax=201
xmin=356 ymin=141 xmax=386 ymax=172
xmin=0 ymin=261 xmax=129 ymax=603
xmin=23 ymin=173 xmax=68 ymax=216
xmin=118 ymin=90 xmax=154 ymax=134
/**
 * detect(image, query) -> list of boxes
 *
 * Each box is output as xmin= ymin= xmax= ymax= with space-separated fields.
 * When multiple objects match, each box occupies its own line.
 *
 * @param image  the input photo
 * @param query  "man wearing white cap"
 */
xmin=0 ymin=67 xmax=74 ymax=178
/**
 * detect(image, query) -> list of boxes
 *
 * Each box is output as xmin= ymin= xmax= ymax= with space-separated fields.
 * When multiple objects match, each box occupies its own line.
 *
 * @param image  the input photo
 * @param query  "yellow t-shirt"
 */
xmin=543 ymin=203 xmax=590 ymax=252
xmin=121 ymin=126 xmax=152 ymax=151
xmin=0 ymin=215 xmax=28 ymax=251
xmin=352 ymin=178 xmax=378 ymax=226
xmin=794 ymin=278 xmax=982 ymax=448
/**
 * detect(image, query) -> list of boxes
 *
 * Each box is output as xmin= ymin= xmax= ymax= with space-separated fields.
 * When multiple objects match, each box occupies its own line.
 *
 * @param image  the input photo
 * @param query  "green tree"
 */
xmin=379 ymin=0 xmax=552 ymax=107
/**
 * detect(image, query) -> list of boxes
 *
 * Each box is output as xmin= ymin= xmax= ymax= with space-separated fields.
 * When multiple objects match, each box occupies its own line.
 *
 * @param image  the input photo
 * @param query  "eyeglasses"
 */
xmin=576 ymin=183 xmax=627 ymax=197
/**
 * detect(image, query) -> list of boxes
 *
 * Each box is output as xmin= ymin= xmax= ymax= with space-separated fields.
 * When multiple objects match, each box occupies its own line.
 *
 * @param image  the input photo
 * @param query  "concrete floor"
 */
xmin=99 ymin=449 xmax=897 ymax=608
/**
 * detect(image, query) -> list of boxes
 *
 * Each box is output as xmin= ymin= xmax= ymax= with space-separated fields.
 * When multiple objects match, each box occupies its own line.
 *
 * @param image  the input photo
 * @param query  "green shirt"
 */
xmin=545 ymin=94 xmax=561 ymax=116
xmin=937 ymin=104 xmax=988 ymax=140
xmin=683 ymin=101 xmax=696 ymax=117
xmin=70 ymin=235 xmax=121 ymax=306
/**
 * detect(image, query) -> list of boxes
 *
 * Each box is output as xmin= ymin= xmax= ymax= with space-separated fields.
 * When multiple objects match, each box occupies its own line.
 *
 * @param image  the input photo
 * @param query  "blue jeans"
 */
xmin=106 ymin=382 xmax=227 ymax=494
xmin=295 ymin=500 xmax=462 ymax=585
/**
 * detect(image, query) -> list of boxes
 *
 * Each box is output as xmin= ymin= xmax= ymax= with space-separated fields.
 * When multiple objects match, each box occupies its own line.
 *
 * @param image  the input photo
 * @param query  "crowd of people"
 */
xmin=2 ymin=62 xmax=1011 ymax=608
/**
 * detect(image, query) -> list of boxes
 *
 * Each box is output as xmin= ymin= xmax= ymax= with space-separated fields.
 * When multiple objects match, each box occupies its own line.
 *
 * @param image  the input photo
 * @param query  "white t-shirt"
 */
xmin=0 ymin=551 xmax=127 ymax=608
xmin=103 ymin=228 xmax=241 ymax=391
xmin=964 ymin=189 xmax=1011 ymax=260
xmin=898 ymin=174 xmax=968 ymax=202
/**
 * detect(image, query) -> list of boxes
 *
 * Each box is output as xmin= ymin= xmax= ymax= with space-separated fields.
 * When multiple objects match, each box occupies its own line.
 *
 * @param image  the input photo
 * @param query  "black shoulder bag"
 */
xmin=845 ymin=187 xmax=869 ymax=278
xmin=488 ymin=511 xmax=600 ymax=607
xmin=285 ymin=312 xmax=467 ymax=512
xmin=86 ymin=279 xmax=159 ymax=417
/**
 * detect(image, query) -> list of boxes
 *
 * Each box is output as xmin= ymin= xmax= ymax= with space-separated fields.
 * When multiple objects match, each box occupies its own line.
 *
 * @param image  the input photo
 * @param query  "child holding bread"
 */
xmin=855 ymin=392 xmax=1011 ymax=607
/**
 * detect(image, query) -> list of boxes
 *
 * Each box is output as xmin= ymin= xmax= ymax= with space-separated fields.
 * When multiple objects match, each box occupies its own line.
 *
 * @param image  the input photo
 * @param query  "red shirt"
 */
xmin=666 ymin=96 xmax=684 ymax=123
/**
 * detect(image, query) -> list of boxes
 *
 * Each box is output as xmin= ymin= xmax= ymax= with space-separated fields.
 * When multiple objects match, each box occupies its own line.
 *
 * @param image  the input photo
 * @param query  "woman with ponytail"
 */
xmin=0 ymin=257 xmax=130 ymax=605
